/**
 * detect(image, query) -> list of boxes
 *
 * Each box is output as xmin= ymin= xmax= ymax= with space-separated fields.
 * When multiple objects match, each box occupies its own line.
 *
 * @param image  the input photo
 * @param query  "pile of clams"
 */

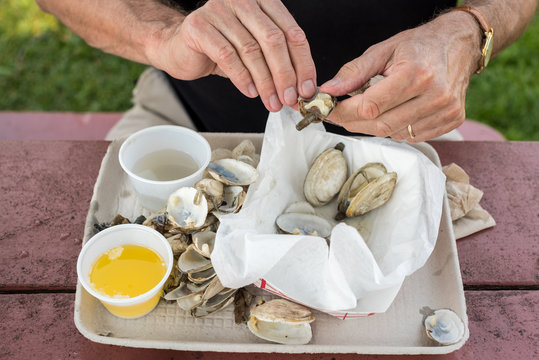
xmin=276 ymin=141 xmax=398 ymax=238
xmin=95 ymin=140 xmax=260 ymax=318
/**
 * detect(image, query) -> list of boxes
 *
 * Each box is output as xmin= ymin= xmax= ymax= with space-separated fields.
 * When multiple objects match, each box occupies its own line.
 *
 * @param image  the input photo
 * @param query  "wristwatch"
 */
xmin=451 ymin=5 xmax=494 ymax=73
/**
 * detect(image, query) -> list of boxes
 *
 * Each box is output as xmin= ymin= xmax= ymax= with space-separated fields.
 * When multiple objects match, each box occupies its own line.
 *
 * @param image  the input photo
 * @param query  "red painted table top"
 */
xmin=0 ymin=140 xmax=537 ymax=359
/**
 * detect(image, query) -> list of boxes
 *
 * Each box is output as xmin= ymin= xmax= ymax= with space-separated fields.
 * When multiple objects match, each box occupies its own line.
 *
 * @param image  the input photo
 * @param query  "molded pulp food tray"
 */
xmin=75 ymin=133 xmax=469 ymax=354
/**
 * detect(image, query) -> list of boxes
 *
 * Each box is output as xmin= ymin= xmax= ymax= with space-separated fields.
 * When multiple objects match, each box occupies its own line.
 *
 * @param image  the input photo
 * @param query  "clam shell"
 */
xmin=337 ymin=163 xmax=397 ymax=218
xmin=276 ymin=212 xmax=332 ymax=238
xmin=207 ymin=159 xmax=258 ymax=186
xmin=188 ymin=266 xmax=216 ymax=283
xmin=194 ymin=178 xmax=224 ymax=210
xmin=166 ymin=187 xmax=208 ymax=229
xmin=304 ymin=143 xmax=347 ymax=207
xmin=248 ymin=299 xmax=315 ymax=345
xmin=177 ymin=244 xmax=212 ymax=273
xmin=192 ymin=231 xmax=216 ymax=258
xmin=216 ymin=185 xmax=246 ymax=214
xmin=284 ymin=201 xmax=315 ymax=215
xmin=425 ymin=309 xmax=465 ymax=345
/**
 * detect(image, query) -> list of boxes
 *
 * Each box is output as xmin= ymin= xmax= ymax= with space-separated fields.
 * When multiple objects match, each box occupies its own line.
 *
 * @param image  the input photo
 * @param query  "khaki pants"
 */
xmin=106 ymin=67 xmax=462 ymax=141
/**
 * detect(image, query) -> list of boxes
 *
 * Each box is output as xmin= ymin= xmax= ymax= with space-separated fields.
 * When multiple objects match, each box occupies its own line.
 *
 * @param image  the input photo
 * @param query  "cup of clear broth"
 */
xmin=119 ymin=125 xmax=211 ymax=211
xmin=77 ymin=224 xmax=173 ymax=319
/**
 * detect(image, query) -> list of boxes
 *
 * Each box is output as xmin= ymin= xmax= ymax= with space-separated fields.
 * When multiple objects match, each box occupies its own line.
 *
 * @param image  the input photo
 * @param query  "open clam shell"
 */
xmin=276 ymin=212 xmax=332 ymax=238
xmin=166 ymin=187 xmax=208 ymax=230
xmin=248 ymin=299 xmax=315 ymax=345
xmin=192 ymin=231 xmax=216 ymax=258
xmin=297 ymin=90 xmax=337 ymax=131
xmin=304 ymin=143 xmax=348 ymax=207
xmin=216 ymin=185 xmax=246 ymax=214
xmin=177 ymin=244 xmax=212 ymax=273
xmin=425 ymin=309 xmax=465 ymax=345
xmin=207 ymin=159 xmax=258 ymax=186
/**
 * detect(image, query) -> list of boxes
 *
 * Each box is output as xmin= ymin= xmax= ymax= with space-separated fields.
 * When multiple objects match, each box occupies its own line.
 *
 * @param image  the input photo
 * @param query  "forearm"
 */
xmin=35 ymin=0 xmax=185 ymax=65
xmin=458 ymin=0 xmax=536 ymax=57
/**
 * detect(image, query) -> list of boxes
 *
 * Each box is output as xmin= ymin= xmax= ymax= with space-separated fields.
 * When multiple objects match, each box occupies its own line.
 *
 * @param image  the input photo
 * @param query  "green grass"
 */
xmin=1 ymin=1 xmax=538 ymax=140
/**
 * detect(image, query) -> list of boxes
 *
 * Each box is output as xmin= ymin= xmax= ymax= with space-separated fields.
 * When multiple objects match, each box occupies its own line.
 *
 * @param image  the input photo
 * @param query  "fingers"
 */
xmin=233 ymin=2 xmax=301 ymax=108
xmin=329 ymin=89 xmax=464 ymax=142
xmin=257 ymin=0 xmax=317 ymax=98
xmin=197 ymin=0 xmax=316 ymax=111
xmin=320 ymin=43 xmax=392 ymax=96
xmin=182 ymin=13 xmax=258 ymax=100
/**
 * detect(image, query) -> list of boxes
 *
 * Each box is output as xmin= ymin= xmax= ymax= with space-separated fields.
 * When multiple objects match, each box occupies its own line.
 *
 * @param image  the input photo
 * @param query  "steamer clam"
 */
xmin=336 ymin=162 xmax=397 ymax=220
xmin=248 ymin=299 xmax=315 ymax=345
xmin=303 ymin=142 xmax=348 ymax=207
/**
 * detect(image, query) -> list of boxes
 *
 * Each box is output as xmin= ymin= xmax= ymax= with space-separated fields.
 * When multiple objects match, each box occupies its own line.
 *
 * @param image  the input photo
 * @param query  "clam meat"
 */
xmin=296 ymin=90 xmax=337 ymax=131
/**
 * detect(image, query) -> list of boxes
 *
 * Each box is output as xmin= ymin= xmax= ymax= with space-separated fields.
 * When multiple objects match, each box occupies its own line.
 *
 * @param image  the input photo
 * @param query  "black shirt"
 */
xmin=166 ymin=0 xmax=456 ymax=133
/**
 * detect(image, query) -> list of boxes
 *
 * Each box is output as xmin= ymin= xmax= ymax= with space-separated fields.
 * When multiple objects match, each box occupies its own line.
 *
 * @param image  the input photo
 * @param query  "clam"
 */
xmin=248 ymin=299 xmax=315 ymax=345
xmin=192 ymin=289 xmax=238 ymax=318
xmin=207 ymin=159 xmax=258 ymax=186
xmin=232 ymin=139 xmax=256 ymax=159
xmin=304 ymin=143 xmax=348 ymax=207
xmin=296 ymin=89 xmax=337 ymax=131
xmin=166 ymin=233 xmax=190 ymax=255
xmin=276 ymin=212 xmax=332 ymax=238
xmin=177 ymin=244 xmax=212 ymax=273
xmin=336 ymin=162 xmax=397 ymax=219
xmin=424 ymin=309 xmax=465 ymax=345
xmin=194 ymin=178 xmax=224 ymax=210
xmin=192 ymin=231 xmax=216 ymax=258
xmin=166 ymin=187 xmax=208 ymax=230
xmin=216 ymin=185 xmax=246 ymax=214
xmin=188 ymin=266 xmax=216 ymax=283
xmin=284 ymin=201 xmax=316 ymax=215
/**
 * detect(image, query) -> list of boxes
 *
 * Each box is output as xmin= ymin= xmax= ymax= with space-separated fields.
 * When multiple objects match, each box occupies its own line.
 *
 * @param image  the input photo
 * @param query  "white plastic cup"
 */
xmin=119 ymin=125 xmax=211 ymax=211
xmin=77 ymin=224 xmax=173 ymax=319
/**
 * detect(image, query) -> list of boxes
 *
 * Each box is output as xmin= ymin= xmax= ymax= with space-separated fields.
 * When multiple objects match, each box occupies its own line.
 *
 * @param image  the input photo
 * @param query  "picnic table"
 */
xmin=0 ymin=138 xmax=537 ymax=359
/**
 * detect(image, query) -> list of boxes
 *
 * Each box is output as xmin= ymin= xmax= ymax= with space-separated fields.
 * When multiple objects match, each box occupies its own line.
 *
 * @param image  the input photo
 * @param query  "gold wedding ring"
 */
xmin=408 ymin=124 xmax=416 ymax=139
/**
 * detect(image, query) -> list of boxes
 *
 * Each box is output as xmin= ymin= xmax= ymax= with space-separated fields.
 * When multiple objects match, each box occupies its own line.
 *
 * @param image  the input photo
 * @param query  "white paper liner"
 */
xmin=211 ymin=108 xmax=446 ymax=314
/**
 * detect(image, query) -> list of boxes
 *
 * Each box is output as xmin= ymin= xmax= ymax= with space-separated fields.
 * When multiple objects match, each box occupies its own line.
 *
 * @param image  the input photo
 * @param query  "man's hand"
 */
xmin=320 ymin=11 xmax=482 ymax=142
xmin=149 ymin=0 xmax=317 ymax=112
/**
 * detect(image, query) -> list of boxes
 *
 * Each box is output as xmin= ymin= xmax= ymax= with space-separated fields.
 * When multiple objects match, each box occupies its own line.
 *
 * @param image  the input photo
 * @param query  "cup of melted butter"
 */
xmin=77 ymin=224 xmax=173 ymax=319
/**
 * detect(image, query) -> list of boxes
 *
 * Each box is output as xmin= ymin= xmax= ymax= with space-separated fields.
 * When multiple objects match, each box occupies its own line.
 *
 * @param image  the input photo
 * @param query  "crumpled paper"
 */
xmin=210 ymin=108 xmax=446 ymax=314
xmin=443 ymin=163 xmax=496 ymax=239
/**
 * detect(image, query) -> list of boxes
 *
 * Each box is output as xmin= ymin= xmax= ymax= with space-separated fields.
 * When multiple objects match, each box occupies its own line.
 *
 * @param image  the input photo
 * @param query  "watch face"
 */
xmin=483 ymin=30 xmax=494 ymax=67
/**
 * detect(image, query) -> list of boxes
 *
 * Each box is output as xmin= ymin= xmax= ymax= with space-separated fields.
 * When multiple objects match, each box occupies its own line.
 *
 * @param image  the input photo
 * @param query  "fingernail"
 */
xmin=284 ymin=87 xmax=297 ymax=105
xmin=269 ymin=94 xmax=281 ymax=111
xmin=247 ymin=83 xmax=258 ymax=97
xmin=324 ymin=78 xmax=340 ymax=88
xmin=301 ymin=80 xmax=316 ymax=97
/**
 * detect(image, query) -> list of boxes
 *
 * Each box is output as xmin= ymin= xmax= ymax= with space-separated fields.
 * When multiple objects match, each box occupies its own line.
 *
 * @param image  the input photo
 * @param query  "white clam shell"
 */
xmin=207 ymin=159 xmax=258 ymax=186
xmin=425 ymin=309 xmax=465 ymax=345
xmin=248 ymin=299 xmax=315 ymax=345
xmin=304 ymin=144 xmax=348 ymax=207
xmin=166 ymin=187 xmax=208 ymax=229
xmin=276 ymin=212 xmax=332 ymax=238
xmin=284 ymin=201 xmax=315 ymax=215
xmin=177 ymin=244 xmax=212 ymax=273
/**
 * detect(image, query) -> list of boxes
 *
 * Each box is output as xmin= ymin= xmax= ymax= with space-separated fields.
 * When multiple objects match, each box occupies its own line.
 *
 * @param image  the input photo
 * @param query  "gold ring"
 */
xmin=408 ymin=124 xmax=416 ymax=139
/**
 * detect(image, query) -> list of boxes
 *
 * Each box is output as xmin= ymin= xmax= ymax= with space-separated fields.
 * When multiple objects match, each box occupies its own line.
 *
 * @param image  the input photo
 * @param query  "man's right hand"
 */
xmin=148 ymin=0 xmax=317 ymax=112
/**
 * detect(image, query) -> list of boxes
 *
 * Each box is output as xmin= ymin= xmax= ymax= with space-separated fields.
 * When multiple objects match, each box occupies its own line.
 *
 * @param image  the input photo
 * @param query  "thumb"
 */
xmin=320 ymin=43 xmax=394 ymax=96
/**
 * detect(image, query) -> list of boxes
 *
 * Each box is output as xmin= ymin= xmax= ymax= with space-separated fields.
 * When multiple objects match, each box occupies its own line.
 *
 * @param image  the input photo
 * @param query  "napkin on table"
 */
xmin=443 ymin=163 xmax=496 ymax=239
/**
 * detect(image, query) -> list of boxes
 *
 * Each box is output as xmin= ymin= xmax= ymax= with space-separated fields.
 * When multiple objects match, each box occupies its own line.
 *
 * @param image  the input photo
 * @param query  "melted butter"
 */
xmin=89 ymin=244 xmax=166 ymax=298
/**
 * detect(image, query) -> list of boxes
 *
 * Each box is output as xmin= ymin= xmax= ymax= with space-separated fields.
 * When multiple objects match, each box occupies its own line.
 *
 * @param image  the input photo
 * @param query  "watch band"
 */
xmin=451 ymin=5 xmax=494 ymax=73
